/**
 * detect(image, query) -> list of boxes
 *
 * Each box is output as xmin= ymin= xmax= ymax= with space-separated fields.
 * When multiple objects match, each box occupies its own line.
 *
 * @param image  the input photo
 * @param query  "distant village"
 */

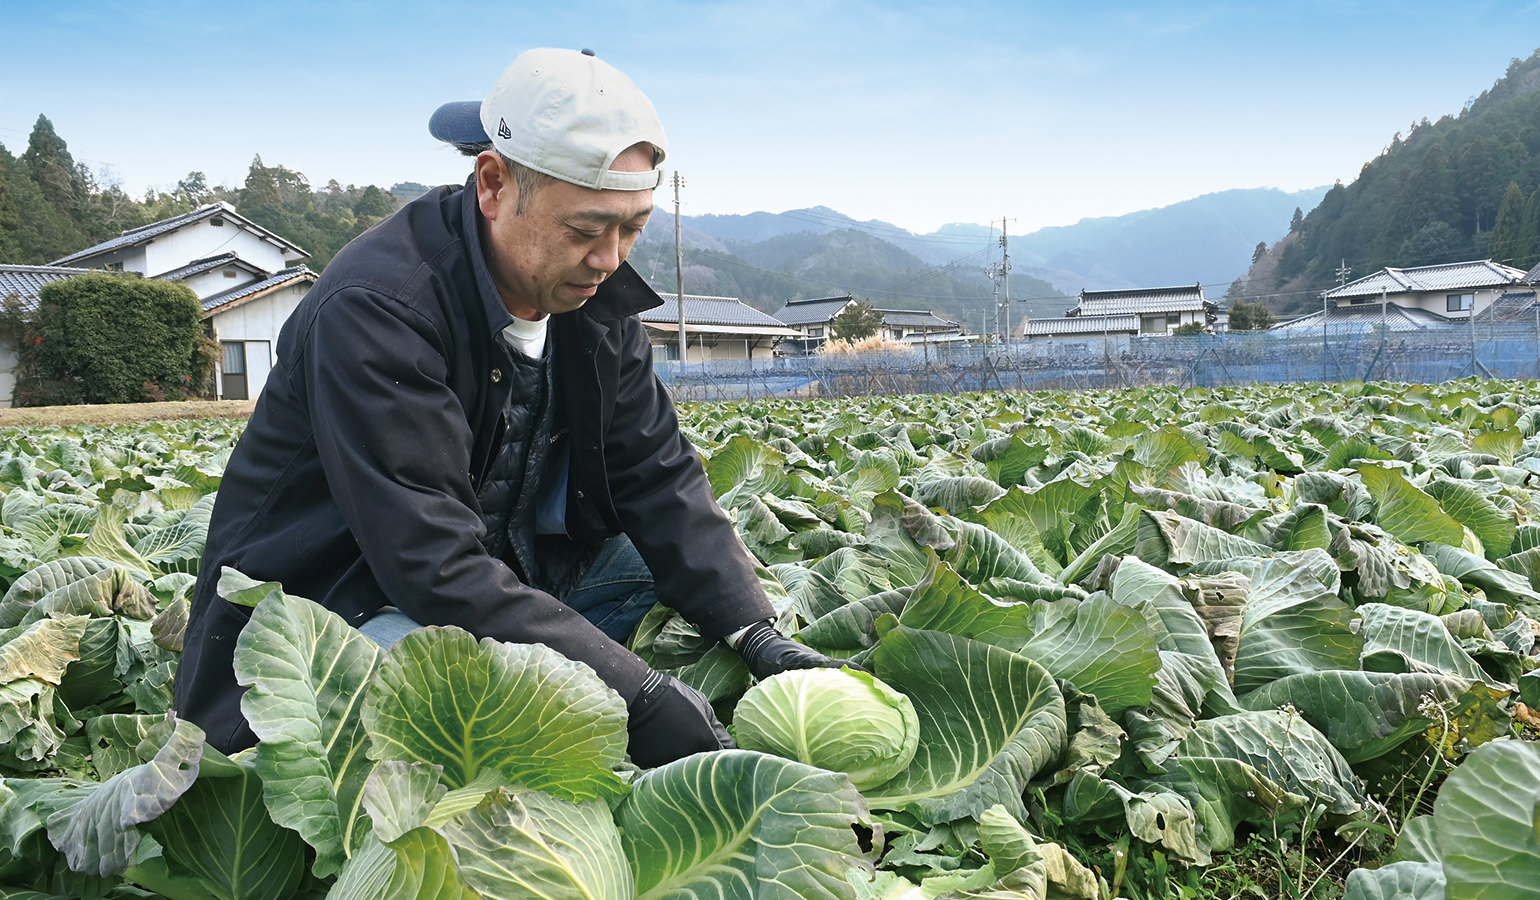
xmin=1 ymin=202 xmax=1538 ymax=407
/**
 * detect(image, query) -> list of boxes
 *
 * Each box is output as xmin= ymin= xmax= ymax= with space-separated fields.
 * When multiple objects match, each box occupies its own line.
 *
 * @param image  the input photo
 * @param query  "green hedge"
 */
xmin=21 ymin=273 xmax=216 ymax=405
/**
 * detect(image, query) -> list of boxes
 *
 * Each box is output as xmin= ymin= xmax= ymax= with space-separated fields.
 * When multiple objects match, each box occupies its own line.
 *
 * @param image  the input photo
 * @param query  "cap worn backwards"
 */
xmin=428 ymin=48 xmax=667 ymax=192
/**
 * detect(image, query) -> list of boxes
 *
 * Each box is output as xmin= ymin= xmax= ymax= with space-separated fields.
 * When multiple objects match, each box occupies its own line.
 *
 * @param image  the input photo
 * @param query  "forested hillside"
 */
xmin=0 ymin=115 xmax=405 ymax=271
xmin=1242 ymin=49 xmax=1540 ymax=316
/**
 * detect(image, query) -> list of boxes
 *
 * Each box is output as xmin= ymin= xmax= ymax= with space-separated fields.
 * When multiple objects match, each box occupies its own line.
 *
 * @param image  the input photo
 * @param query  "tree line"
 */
xmin=0 ymin=115 xmax=410 ymax=270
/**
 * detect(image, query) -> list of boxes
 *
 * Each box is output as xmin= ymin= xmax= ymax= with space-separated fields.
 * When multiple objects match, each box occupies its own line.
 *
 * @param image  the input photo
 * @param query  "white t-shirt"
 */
xmin=502 ymin=314 xmax=549 ymax=359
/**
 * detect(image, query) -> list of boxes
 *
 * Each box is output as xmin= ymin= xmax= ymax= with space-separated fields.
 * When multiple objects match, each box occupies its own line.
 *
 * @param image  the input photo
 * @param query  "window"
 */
xmin=807 ymin=326 xmax=824 ymax=337
xmin=222 ymin=342 xmax=246 ymax=374
xmin=1140 ymin=314 xmax=1167 ymax=334
xmin=1447 ymin=293 xmax=1473 ymax=312
xmin=220 ymin=341 xmax=248 ymax=401
xmin=223 ymin=268 xmax=239 ymax=278
xmin=105 ymin=261 xmax=124 ymax=272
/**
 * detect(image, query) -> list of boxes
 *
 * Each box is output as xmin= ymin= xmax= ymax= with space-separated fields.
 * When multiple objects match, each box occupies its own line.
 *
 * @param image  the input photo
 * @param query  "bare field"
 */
xmin=0 ymin=400 xmax=256 ymax=429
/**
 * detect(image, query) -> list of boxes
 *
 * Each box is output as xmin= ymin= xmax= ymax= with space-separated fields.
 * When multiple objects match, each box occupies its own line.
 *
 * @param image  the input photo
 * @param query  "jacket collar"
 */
xmin=456 ymin=176 xmax=663 ymax=331
xmin=457 ymin=177 xmax=517 ymax=337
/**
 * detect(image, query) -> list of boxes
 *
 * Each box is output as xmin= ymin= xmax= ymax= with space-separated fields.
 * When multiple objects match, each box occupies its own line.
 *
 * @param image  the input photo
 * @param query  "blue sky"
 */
xmin=3 ymin=1 xmax=1538 ymax=235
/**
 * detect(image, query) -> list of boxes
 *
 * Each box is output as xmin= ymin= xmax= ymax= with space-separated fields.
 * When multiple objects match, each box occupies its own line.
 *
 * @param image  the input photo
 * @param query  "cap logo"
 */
xmin=497 ymin=118 xmax=512 ymax=140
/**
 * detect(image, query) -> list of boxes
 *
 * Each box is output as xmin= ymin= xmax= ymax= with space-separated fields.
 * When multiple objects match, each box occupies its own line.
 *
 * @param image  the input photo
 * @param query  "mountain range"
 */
xmin=628 ymin=186 xmax=1328 ymax=326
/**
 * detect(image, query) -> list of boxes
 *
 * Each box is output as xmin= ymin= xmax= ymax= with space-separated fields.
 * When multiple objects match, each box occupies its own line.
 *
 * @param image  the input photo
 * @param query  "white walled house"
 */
xmin=0 ymin=203 xmax=318 ymax=405
xmin=1064 ymin=284 xmax=1217 ymax=335
xmin=50 ymin=202 xmax=303 ymax=281
xmin=1272 ymin=259 xmax=1528 ymax=337
xmin=642 ymin=293 xmax=800 ymax=362
xmin=1320 ymin=260 xmax=1526 ymax=319
xmin=199 ymin=266 xmax=315 ymax=399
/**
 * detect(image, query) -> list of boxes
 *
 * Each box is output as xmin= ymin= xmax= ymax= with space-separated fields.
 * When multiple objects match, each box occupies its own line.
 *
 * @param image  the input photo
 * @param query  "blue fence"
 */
xmin=654 ymin=322 xmax=1540 ymax=401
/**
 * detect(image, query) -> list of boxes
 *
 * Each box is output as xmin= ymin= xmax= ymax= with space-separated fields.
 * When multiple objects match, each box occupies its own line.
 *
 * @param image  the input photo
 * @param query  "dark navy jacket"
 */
xmin=173 ymin=180 xmax=773 ymax=752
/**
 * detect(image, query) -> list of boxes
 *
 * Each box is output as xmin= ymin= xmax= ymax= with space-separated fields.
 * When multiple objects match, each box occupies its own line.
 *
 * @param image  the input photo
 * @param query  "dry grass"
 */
xmin=820 ymin=335 xmax=913 ymax=355
xmin=0 ymin=400 xmax=255 ymax=429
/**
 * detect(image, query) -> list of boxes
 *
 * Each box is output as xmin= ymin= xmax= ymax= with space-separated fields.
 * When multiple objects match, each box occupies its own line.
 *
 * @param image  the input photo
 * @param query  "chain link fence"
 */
xmin=655 ymin=321 xmax=1540 ymax=402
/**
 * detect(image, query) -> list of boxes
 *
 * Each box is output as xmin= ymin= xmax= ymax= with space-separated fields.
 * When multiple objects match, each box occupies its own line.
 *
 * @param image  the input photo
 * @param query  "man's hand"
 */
xmin=626 ymin=671 xmax=733 ymax=768
xmin=735 ymin=620 xmax=862 ymax=681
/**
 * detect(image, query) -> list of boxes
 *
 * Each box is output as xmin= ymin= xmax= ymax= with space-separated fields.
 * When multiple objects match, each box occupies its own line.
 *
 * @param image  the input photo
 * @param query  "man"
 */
xmin=174 ymin=48 xmax=842 ymax=767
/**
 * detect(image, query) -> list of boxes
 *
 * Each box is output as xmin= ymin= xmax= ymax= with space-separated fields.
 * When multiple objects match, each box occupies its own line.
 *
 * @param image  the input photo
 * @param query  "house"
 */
xmin=641 ymin=293 xmax=801 ymax=362
xmin=1064 ymin=284 xmax=1217 ymax=335
xmin=2 ymin=202 xmax=316 ymax=403
xmin=771 ymin=295 xmax=963 ymax=354
xmin=1015 ymin=282 xmax=1215 ymax=350
xmin=1320 ymin=259 xmax=1526 ymax=319
xmin=1019 ymin=314 xmax=1140 ymax=355
xmin=1271 ymin=259 xmax=1529 ymax=337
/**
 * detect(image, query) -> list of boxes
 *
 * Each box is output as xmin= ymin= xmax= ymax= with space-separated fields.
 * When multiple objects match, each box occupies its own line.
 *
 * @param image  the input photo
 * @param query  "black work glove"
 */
xmin=735 ymin=620 xmax=864 ymax=681
xmin=626 ymin=671 xmax=734 ymax=768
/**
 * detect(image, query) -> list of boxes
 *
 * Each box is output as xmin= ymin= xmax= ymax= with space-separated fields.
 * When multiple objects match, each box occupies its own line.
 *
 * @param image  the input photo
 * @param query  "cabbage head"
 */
xmin=732 ymin=667 xmax=919 ymax=791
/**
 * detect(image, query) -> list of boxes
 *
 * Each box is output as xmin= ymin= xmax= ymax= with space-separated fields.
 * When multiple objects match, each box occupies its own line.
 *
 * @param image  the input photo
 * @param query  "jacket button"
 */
xmin=490 ymin=368 xmax=503 ymax=382
xmin=576 ymin=490 xmax=585 ymax=500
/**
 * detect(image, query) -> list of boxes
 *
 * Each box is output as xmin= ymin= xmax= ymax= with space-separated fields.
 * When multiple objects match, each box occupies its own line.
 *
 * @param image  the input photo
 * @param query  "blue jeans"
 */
xmin=359 ymin=534 xmax=659 ymax=649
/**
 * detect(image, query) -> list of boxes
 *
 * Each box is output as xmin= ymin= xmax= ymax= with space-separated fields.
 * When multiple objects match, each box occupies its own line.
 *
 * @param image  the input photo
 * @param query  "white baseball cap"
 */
xmin=428 ymin=48 xmax=667 ymax=191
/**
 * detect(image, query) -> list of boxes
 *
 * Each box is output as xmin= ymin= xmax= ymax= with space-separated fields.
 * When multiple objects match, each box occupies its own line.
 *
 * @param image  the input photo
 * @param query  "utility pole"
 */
xmin=673 ymin=172 xmax=687 ymax=365
xmin=1469 ymin=290 xmax=1477 ymax=377
xmin=985 ymin=217 xmax=1014 ymax=344
xmin=1325 ymin=258 xmax=1350 ymax=380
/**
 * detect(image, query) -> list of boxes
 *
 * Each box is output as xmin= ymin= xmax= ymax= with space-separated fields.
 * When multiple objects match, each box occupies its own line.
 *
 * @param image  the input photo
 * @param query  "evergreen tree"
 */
xmin=1455 ymin=137 xmax=1501 ymax=232
xmin=20 ymin=115 xmax=90 ymax=222
xmin=1228 ymin=299 xmax=1277 ymax=331
xmin=175 ymin=171 xmax=212 ymax=206
xmin=830 ymin=300 xmax=884 ymax=341
xmin=0 ymin=143 xmax=85 ymax=263
xmin=1489 ymin=181 xmax=1528 ymax=264
xmin=1398 ymin=221 xmax=1465 ymax=266
xmin=353 ymin=185 xmax=394 ymax=220
xmin=1289 ymin=208 xmax=1304 ymax=233
xmin=1517 ymin=187 xmax=1540 ymax=270
xmin=1388 ymin=144 xmax=1461 ymax=251
xmin=1252 ymin=242 xmax=1268 ymax=264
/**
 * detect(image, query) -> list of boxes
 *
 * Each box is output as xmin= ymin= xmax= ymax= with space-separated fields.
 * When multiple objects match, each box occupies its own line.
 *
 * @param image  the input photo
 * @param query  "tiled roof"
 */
xmin=154 ymin=253 xmax=254 ymax=282
xmin=773 ymin=296 xmax=854 ymax=326
xmin=1073 ymin=297 xmax=1212 ymax=316
xmin=880 ymin=309 xmax=958 ymax=328
xmin=201 ymin=266 xmax=316 ymax=314
xmin=50 ymin=202 xmax=306 ymax=267
xmin=0 ymin=264 xmax=104 ymax=310
xmin=1524 ymin=261 xmax=1540 ymax=284
xmin=1073 ymin=284 xmax=1211 ymax=317
xmin=642 ymin=293 xmax=798 ymax=331
xmin=1474 ymin=290 xmax=1538 ymax=323
xmin=1081 ymin=284 xmax=1205 ymax=303
xmin=1270 ymin=302 xmax=1454 ymax=335
xmin=1323 ymin=260 xmax=1526 ymax=300
xmin=1023 ymin=314 xmax=1139 ymax=336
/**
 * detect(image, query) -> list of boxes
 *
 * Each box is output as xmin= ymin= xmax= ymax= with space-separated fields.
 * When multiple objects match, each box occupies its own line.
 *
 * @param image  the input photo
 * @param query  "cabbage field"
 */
xmin=1 ymin=380 xmax=1539 ymax=899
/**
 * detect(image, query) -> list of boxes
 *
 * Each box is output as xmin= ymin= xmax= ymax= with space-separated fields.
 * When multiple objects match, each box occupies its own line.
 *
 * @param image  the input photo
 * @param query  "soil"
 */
xmin=0 ymin=400 xmax=256 ymax=428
